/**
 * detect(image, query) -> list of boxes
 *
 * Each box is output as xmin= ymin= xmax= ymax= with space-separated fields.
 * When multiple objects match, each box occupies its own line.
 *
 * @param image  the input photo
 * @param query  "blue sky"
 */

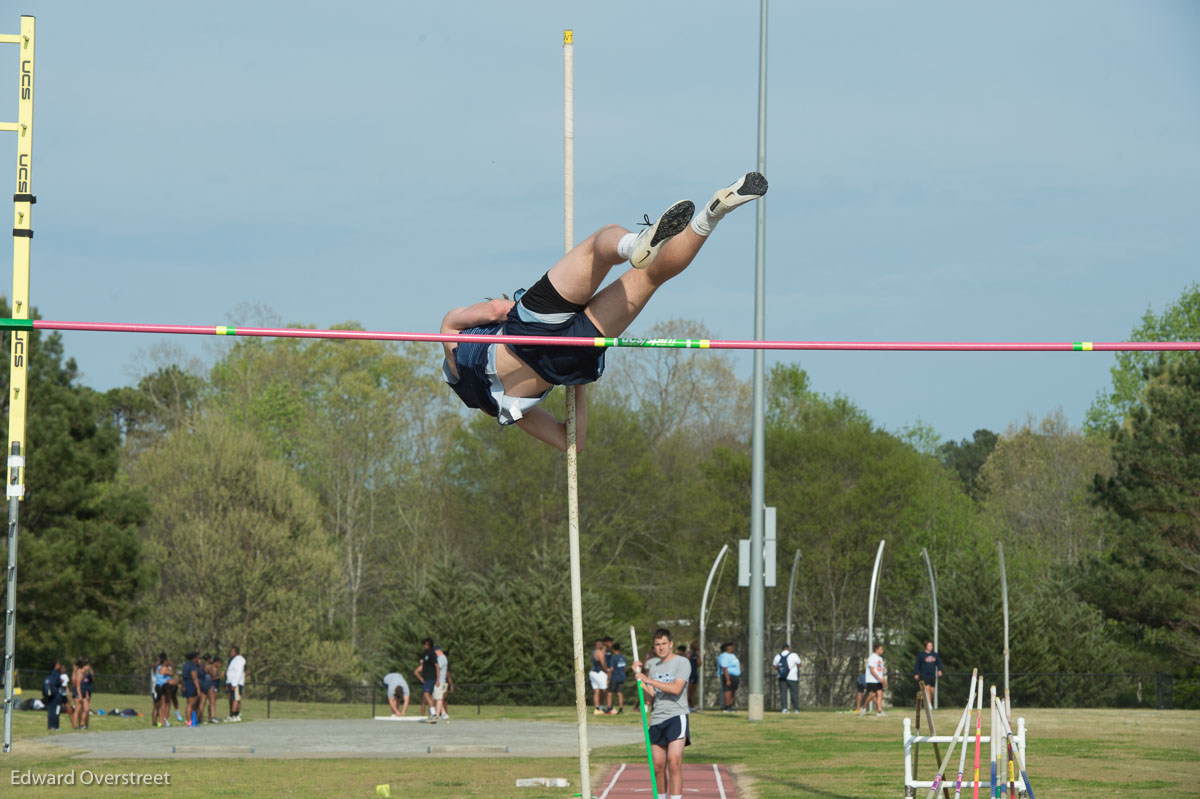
xmin=7 ymin=0 xmax=1199 ymax=444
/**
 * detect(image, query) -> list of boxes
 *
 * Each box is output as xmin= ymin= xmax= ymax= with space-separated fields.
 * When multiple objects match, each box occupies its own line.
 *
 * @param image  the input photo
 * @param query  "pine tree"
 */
xmin=1084 ymin=352 xmax=1200 ymax=666
xmin=1 ymin=298 xmax=153 ymax=669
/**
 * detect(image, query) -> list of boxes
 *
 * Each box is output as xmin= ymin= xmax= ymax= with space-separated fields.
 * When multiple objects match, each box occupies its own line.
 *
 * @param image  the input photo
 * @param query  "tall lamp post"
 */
xmin=746 ymin=0 xmax=770 ymax=725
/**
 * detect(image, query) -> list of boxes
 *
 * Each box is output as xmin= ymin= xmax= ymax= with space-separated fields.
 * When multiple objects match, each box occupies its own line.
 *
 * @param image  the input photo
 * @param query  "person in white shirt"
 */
xmin=225 ymin=646 xmax=246 ymax=721
xmin=383 ymin=672 xmax=410 ymax=716
xmin=771 ymin=644 xmax=803 ymax=713
xmin=433 ymin=646 xmax=451 ymax=720
xmin=864 ymin=643 xmax=886 ymax=716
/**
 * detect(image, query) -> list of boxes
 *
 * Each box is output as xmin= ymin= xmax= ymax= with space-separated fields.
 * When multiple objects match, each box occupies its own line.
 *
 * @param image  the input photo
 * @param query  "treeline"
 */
xmin=2 ymin=287 xmax=1197 ymax=706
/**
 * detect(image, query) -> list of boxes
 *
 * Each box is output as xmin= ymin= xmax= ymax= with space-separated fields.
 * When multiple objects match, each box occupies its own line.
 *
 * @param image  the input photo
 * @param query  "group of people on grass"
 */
xmin=381 ymin=638 xmax=453 ymax=721
xmin=41 ymin=658 xmax=94 ymax=731
xmin=590 ymin=636 xmax=702 ymax=717
xmin=853 ymin=639 xmax=945 ymax=716
xmin=151 ymin=646 xmax=246 ymax=727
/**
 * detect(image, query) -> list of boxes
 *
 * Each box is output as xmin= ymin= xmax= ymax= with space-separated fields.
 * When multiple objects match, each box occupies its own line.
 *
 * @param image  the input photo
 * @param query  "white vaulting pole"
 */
xmin=997 ymin=541 xmax=1010 ymax=705
xmin=698 ymin=543 xmax=729 ymax=712
xmin=925 ymin=668 xmax=978 ymax=799
xmin=921 ymin=547 xmax=939 ymax=709
xmin=562 ymin=29 xmax=591 ymax=799
xmin=867 ymin=539 xmax=885 ymax=660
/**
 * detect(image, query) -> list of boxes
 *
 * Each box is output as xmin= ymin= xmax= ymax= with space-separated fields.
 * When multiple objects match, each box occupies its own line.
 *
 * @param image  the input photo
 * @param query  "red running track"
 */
xmin=596 ymin=762 xmax=737 ymax=798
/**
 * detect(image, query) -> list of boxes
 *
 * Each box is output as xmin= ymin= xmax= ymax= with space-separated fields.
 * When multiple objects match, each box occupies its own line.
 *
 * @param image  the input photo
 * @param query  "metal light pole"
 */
xmin=746 ymin=0 xmax=769 ymax=725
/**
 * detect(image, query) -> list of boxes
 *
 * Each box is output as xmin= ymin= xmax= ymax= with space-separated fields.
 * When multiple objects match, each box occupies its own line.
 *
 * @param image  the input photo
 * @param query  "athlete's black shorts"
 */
xmin=648 ymin=714 xmax=691 ymax=747
xmin=505 ymin=273 xmax=606 ymax=386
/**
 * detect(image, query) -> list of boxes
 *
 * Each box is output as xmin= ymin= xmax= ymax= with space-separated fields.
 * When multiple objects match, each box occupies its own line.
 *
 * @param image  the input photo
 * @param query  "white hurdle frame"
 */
xmin=902 ymin=714 xmax=1026 ymax=798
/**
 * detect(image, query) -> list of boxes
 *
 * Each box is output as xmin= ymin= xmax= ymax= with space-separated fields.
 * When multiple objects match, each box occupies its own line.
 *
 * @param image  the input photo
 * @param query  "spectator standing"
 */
xmin=687 ymin=641 xmax=701 ymax=712
xmin=58 ymin=669 xmax=72 ymax=728
xmin=150 ymin=653 xmax=164 ymax=725
xmin=79 ymin=657 xmax=94 ymax=730
xmin=434 ymin=645 xmax=451 ymax=720
xmin=590 ymin=638 xmax=610 ymax=716
xmin=854 ymin=672 xmax=868 ymax=715
xmin=180 ymin=652 xmax=203 ymax=725
xmin=207 ymin=656 xmax=223 ymax=723
xmin=42 ymin=660 xmax=62 ymax=731
xmin=603 ymin=636 xmax=617 ymax=712
xmin=913 ymin=639 xmax=944 ymax=707
xmin=225 ymin=645 xmax=246 ymax=722
xmin=383 ymin=672 xmax=411 ymax=716
xmin=67 ymin=660 xmax=82 ymax=729
xmin=156 ymin=656 xmax=181 ymax=725
xmin=413 ymin=638 xmax=439 ymax=720
xmin=716 ymin=643 xmax=741 ymax=712
xmin=197 ymin=655 xmax=215 ymax=723
xmin=633 ymin=628 xmax=693 ymax=799
xmin=865 ymin=643 xmax=886 ymax=716
xmin=608 ymin=643 xmax=627 ymax=715
xmin=772 ymin=644 xmax=802 ymax=713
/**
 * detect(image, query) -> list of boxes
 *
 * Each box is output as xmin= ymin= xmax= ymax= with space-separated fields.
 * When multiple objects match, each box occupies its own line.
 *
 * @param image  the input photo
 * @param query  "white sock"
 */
xmin=616 ymin=232 xmax=638 ymax=261
xmin=690 ymin=200 xmax=722 ymax=238
xmin=671 ymin=795 xmax=683 ymax=799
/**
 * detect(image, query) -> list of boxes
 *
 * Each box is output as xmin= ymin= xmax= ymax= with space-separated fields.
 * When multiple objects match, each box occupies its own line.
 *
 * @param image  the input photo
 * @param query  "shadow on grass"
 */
xmin=751 ymin=772 xmax=863 ymax=799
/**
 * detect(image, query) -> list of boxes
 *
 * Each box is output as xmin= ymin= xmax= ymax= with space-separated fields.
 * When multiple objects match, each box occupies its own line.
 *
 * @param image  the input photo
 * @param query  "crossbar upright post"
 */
xmin=562 ymin=29 xmax=591 ymax=799
xmin=2 ymin=14 xmax=34 ymax=756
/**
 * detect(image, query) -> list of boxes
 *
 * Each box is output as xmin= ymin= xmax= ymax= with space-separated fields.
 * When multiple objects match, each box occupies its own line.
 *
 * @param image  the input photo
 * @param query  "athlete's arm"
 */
xmin=514 ymin=387 xmax=587 ymax=452
xmin=638 ymin=673 xmax=687 ymax=697
xmin=442 ymin=299 xmax=514 ymax=333
xmin=440 ymin=299 xmax=515 ymax=370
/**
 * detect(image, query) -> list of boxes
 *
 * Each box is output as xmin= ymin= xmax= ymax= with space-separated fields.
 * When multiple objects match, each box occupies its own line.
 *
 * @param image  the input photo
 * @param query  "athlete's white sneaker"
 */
xmin=706 ymin=171 xmax=768 ymax=217
xmin=628 ymin=199 xmax=695 ymax=269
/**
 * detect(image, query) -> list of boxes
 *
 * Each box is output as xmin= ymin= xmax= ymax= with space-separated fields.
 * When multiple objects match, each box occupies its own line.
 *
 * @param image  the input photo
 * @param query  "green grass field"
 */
xmin=3 ymin=692 xmax=1198 ymax=797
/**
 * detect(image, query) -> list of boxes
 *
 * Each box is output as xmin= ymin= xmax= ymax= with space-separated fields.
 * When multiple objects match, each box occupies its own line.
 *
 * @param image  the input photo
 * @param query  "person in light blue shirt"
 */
xmin=715 ymin=642 xmax=741 ymax=712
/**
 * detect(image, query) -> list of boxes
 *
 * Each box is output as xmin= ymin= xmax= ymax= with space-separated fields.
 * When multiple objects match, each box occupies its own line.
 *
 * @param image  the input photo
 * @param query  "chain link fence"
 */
xmin=8 ymin=669 xmax=1194 ymax=716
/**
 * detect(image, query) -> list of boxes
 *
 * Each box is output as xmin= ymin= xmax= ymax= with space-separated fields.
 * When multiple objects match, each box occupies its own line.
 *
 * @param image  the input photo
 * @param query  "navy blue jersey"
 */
xmin=609 ymin=653 xmax=627 ymax=682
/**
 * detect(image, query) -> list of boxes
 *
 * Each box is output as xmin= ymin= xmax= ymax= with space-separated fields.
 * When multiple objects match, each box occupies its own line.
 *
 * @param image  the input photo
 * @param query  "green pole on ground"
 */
xmin=631 ymin=626 xmax=659 ymax=795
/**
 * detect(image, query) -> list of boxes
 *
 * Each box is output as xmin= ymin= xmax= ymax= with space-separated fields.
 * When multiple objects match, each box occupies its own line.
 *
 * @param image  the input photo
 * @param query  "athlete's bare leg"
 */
xmin=544 ymin=224 xmax=630 ymax=306
xmin=584 ymin=226 xmax=708 ymax=337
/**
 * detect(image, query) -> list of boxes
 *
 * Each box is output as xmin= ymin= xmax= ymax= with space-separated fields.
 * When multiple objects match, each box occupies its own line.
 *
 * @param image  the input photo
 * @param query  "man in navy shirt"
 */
xmin=608 ymin=642 xmax=627 ymax=715
xmin=413 ymin=638 xmax=440 ymax=720
xmin=180 ymin=652 xmax=203 ymax=725
xmin=913 ymin=640 xmax=944 ymax=706
xmin=42 ymin=660 xmax=63 ymax=730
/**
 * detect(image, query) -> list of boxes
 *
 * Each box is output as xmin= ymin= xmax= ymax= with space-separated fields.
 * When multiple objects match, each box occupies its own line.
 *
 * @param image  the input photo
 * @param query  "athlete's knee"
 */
xmin=597 ymin=223 xmax=627 ymax=238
